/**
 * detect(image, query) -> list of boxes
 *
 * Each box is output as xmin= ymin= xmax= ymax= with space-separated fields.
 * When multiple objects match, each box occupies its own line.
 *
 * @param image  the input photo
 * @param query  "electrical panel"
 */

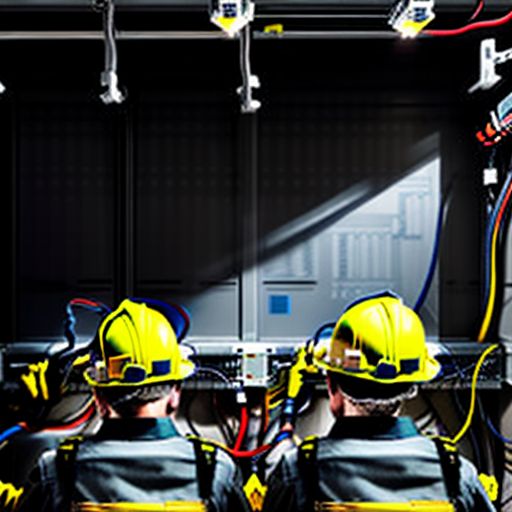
xmin=1 ymin=339 xmax=504 ymax=393
xmin=184 ymin=340 xmax=503 ymax=390
xmin=422 ymin=341 xmax=503 ymax=390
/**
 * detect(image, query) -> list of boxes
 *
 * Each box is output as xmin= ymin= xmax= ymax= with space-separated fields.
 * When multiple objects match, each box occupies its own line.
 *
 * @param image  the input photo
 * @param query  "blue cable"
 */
xmin=486 ymin=416 xmax=512 ymax=445
xmin=482 ymin=170 xmax=512 ymax=312
xmin=414 ymin=197 xmax=445 ymax=312
xmin=0 ymin=424 xmax=23 ymax=444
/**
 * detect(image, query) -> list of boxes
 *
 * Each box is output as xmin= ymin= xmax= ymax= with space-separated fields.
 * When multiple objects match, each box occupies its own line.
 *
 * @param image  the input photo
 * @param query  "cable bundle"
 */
xmin=477 ymin=92 xmax=512 ymax=147
xmin=478 ymin=170 xmax=512 ymax=342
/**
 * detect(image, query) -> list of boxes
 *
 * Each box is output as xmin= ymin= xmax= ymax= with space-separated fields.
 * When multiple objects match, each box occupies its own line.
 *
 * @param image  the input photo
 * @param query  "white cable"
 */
xmin=99 ymin=0 xmax=125 ymax=105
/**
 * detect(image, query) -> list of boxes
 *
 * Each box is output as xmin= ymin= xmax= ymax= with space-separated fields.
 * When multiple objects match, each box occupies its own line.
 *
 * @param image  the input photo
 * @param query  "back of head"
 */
xmin=314 ymin=291 xmax=440 ymax=415
xmin=84 ymin=298 xmax=195 ymax=416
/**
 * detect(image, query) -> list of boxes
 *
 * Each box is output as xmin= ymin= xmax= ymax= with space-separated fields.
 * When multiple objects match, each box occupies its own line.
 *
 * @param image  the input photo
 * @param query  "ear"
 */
xmin=167 ymin=385 xmax=182 ymax=413
xmin=326 ymin=373 xmax=344 ymax=417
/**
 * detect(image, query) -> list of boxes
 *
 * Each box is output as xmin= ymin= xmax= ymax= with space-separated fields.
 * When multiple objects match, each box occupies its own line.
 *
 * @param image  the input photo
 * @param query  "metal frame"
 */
xmin=0 ymin=0 xmax=509 ymax=8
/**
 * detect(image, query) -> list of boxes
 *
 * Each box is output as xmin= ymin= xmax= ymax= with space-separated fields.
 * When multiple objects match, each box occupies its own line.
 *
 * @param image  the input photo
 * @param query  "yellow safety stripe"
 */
xmin=73 ymin=501 xmax=207 ymax=512
xmin=0 ymin=480 xmax=24 ymax=511
xmin=314 ymin=501 xmax=455 ymax=512
xmin=21 ymin=359 xmax=50 ymax=400
xmin=478 ymin=473 xmax=499 ymax=502
xmin=243 ymin=473 xmax=267 ymax=512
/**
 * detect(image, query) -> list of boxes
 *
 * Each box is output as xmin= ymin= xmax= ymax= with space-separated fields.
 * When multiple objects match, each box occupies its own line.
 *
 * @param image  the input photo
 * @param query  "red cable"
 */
xmin=469 ymin=0 xmax=484 ymax=21
xmin=495 ymin=178 xmax=512 ymax=235
xmin=40 ymin=404 xmax=96 ymax=433
xmin=70 ymin=298 xmax=108 ymax=310
xmin=233 ymin=406 xmax=248 ymax=451
xmin=231 ymin=443 xmax=273 ymax=458
xmin=425 ymin=7 xmax=512 ymax=36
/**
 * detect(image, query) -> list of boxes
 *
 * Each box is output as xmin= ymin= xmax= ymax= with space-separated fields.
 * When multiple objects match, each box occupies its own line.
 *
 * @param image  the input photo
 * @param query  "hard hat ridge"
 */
xmin=313 ymin=291 xmax=440 ymax=385
xmin=84 ymin=298 xmax=195 ymax=387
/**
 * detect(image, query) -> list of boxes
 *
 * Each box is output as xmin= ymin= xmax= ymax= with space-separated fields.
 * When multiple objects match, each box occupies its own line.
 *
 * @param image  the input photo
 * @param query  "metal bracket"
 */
xmin=469 ymin=39 xmax=512 ymax=94
xmin=389 ymin=0 xmax=435 ymax=38
xmin=96 ymin=0 xmax=125 ymax=104
xmin=238 ymin=24 xmax=261 ymax=114
xmin=210 ymin=0 xmax=255 ymax=39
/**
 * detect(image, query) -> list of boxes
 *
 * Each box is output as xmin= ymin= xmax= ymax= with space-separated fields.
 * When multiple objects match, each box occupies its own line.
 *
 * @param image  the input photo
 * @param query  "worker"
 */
xmin=263 ymin=291 xmax=496 ymax=512
xmin=19 ymin=297 xmax=249 ymax=512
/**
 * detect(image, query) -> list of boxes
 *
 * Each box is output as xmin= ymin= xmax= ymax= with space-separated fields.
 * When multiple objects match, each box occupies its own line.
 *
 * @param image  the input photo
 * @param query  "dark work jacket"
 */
xmin=19 ymin=417 xmax=249 ymax=512
xmin=263 ymin=416 xmax=496 ymax=512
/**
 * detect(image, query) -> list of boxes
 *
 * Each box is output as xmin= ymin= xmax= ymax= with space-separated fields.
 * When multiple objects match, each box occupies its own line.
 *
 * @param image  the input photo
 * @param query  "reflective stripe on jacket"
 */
xmin=19 ymin=418 xmax=248 ymax=512
xmin=263 ymin=417 xmax=496 ymax=512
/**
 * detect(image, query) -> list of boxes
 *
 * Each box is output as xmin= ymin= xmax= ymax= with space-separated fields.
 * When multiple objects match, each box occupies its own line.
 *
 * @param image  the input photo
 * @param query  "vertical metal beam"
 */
xmin=6 ymin=98 xmax=17 ymax=342
xmin=114 ymin=105 xmax=135 ymax=302
xmin=240 ymin=114 xmax=259 ymax=341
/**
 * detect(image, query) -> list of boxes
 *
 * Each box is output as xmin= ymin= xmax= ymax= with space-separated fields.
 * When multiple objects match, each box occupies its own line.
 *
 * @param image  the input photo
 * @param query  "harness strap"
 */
xmin=57 ymin=435 xmax=216 ymax=511
xmin=297 ymin=435 xmax=319 ymax=512
xmin=188 ymin=437 xmax=218 ymax=503
xmin=432 ymin=437 xmax=461 ymax=510
xmin=56 ymin=435 xmax=83 ymax=509
xmin=298 ymin=434 xmax=461 ymax=512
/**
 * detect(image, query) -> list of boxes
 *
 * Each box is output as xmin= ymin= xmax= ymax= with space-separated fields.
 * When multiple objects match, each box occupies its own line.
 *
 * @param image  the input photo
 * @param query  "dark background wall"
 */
xmin=0 ymin=26 xmax=498 ymax=342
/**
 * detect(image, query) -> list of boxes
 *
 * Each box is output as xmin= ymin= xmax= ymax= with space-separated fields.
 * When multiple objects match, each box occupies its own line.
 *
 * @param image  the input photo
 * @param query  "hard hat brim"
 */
xmin=83 ymin=358 xmax=196 ymax=387
xmin=314 ymin=354 xmax=441 ymax=385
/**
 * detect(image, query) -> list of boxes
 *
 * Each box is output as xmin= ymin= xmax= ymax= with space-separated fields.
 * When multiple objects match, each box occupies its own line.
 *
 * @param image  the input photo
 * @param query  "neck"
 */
xmin=105 ymin=396 xmax=172 ymax=419
xmin=342 ymin=399 xmax=367 ymax=417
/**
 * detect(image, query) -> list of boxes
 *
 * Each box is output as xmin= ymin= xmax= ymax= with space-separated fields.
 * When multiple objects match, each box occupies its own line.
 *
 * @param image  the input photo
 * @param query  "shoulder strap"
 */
xmin=297 ymin=435 xmax=318 ymax=512
xmin=432 ymin=437 xmax=461 ymax=510
xmin=189 ymin=437 xmax=218 ymax=502
xmin=55 ymin=435 xmax=83 ymax=509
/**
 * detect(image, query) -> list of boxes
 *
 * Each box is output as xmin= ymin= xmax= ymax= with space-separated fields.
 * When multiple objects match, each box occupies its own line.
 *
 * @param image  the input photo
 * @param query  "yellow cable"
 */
xmin=451 ymin=344 xmax=499 ymax=445
xmin=478 ymin=223 xmax=499 ymax=342
xmin=315 ymin=501 xmax=454 ymax=511
xmin=75 ymin=502 xmax=206 ymax=512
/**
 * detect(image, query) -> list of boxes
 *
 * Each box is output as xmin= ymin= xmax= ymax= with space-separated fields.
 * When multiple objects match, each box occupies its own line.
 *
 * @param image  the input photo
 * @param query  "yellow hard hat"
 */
xmin=313 ymin=292 xmax=440 ymax=384
xmin=84 ymin=298 xmax=195 ymax=387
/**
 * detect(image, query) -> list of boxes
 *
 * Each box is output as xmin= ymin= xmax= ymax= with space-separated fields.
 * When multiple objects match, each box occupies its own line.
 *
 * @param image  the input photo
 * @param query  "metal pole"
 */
xmin=240 ymin=114 xmax=259 ymax=342
xmin=0 ymin=30 xmax=229 ymax=40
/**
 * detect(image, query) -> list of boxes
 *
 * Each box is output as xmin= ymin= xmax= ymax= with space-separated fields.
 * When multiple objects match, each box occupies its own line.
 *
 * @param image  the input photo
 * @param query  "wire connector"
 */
xmin=389 ymin=0 xmax=435 ymax=38
xmin=210 ymin=0 xmax=255 ymax=38
xmin=469 ymin=39 xmax=512 ymax=93
xmin=483 ymin=168 xmax=498 ymax=187
xmin=100 ymin=70 xmax=124 ymax=105
xmin=237 ymin=75 xmax=261 ymax=114
xmin=476 ymin=91 xmax=512 ymax=146
xmin=234 ymin=382 xmax=248 ymax=404
xmin=238 ymin=24 xmax=261 ymax=114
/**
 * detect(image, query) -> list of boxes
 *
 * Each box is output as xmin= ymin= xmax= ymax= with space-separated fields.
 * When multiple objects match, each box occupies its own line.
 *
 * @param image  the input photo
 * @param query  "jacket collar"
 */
xmin=95 ymin=417 xmax=180 ymax=441
xmin=328 ymin=416 xmax=419 ymax=440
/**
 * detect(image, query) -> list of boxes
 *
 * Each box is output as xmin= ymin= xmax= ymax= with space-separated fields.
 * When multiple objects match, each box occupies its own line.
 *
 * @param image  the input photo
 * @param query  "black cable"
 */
xmin=413 ymin=408 xmax=433 ymax=424
xmin=212 ymin=390 xmax=235 ymax=446
xmin=183 ymin=393 xmax=201 ymax=438
xmin=476 ymin=395 xmax=498 ymax=480
xmin=502 ymin=494 xmax=512 ymax=509
xmin=194 ymin=366 xmax=232 ymax=386
xmin=418 ymin=391 xmax=449 ymax=438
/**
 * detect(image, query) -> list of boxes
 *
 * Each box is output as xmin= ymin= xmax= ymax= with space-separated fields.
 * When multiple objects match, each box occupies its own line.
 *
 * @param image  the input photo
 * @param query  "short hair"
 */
xmin=95 ymin=382 xmax=179 ymax=417
xmin=328 ymin=372 xmax=417 ymax=416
